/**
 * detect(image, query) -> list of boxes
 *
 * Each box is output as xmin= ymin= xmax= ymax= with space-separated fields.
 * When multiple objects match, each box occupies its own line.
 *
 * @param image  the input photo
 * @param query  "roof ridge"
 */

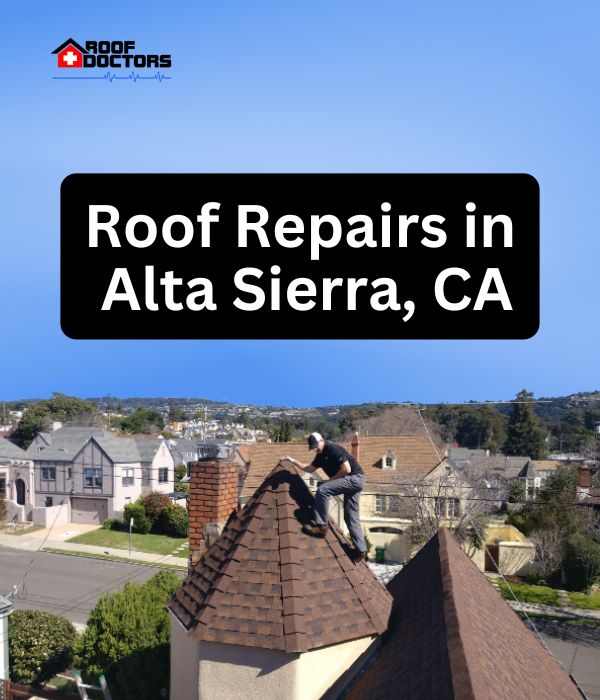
xmin=437 ymin=529 xmax=479 ymax=700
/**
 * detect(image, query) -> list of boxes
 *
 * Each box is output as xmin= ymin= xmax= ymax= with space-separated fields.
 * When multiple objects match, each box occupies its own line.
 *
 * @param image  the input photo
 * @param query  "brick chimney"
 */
xmin=351 ymin=431 xmax=360 ymax=462
xmin=577 ymin=465 xmax=590 ymax=501
xmin=188 ymin=460 xmax=238 ymax=567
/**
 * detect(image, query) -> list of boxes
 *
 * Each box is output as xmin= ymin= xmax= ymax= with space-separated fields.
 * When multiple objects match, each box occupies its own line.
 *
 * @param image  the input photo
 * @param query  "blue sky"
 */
xmin=1 ymin=2 xmax=598 ymax=406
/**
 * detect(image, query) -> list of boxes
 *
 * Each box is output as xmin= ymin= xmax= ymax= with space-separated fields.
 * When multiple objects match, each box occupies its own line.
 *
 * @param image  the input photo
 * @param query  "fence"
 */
xmin=0 ymin=679 xmax=73 ymax=700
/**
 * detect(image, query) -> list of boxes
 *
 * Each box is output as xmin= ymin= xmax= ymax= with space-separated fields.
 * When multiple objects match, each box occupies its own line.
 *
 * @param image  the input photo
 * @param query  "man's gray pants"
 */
xmin=313 ymin=473 xmax=367 ymax=552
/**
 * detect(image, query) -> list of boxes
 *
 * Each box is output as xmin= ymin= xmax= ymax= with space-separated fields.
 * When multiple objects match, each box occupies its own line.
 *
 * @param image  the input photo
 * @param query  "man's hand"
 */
xmin=331 ymin=461 xmax=352 ymax=479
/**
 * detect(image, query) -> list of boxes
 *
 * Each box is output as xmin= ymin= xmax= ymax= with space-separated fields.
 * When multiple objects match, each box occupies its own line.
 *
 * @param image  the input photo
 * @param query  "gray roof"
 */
xmin=94 ymin=436 xmax=140 ymax=463
xmin=26 ymin=427 xmax=143 ymax=464
xmin=518 ymin=461 xmax=536 ymax=479
xmin=132 ymin=437 xmax=164 ymax=462
xmin=0 ymin=438 xmax=28 ymax=460
xmin=166 ymin=439 xmax=201 ymax=465
xmin=26 ymin=426 xmax=109 ymax=460
xmin=451 ymin=454 xmax=530 ymax=481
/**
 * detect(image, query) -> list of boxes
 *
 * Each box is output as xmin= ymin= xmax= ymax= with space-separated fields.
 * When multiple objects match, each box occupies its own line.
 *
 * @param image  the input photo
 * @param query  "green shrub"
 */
xmin=74 ymin=570 xmax=180 ymax=700
xmin=123 ymin=502 xmax=151 ymax=534
xmin=9 ymin=610 xmax=76 ymax=686
xmin=174 ymin=463 xmax=187 ymax=481
xmin=563 ymin=534 xmax=600 ymax=591
xmin=0 ymin=496 xmax=6 ymax=522
xmin=102 ymin=518 xmax=121 ymax=531
xmin=159 ymin=503 xmax=188 ymax=537
xmin=142 ymin=492 xmax=172 ymax=526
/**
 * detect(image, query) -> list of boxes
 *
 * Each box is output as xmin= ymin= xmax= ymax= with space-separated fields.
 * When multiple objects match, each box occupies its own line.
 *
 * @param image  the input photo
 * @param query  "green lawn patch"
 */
xmin=495 ymin=579 xmax=561 ymax=606
xmin=66 ymin=528 xmax=187 ymax=555
xmin=43 ymin=547 xmax=186 ymax=571
xmin=567 ymin=591 xmax=600 ymax=610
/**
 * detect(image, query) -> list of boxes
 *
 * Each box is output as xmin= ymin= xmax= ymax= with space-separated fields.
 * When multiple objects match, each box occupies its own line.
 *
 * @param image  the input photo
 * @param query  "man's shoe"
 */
xmin=302 ymin=523 xmax=327 ymax=538
xmin=350 ymin=548 xmax=368 ymax=563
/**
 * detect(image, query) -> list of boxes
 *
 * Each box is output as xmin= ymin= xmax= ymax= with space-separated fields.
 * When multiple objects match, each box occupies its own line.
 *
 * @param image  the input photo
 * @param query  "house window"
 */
xmin=45 ymin=496 xmax=53 ymax=507
xmin=375 ymin=495 xmax=400 ymax=513
xmin=142 ymin=467 xmax=150 ymax=486
xmin=122 ymin=468 xmax=134 ymax=487
xmin=84 ymin=468 xmax=102 ymax=489
xmin=383 ymin=453 xmax=396 ymax=469
xmin=41 ymin=466 xmax=56 ymax=481
xmin=66 ymin=467 xmax=73 ymax=480
xmin=0 ymin=474 xmax=6 ymax=496
xmin=447 ymin=497 xmax=460 ymax=518
xmin=158 ymin=468 xmax=169 ymax=484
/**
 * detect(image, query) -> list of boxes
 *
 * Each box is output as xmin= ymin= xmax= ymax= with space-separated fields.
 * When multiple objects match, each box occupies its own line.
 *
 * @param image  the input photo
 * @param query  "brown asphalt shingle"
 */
xmin=239 ymin=436 xmax=441 ymax=497
xmin=169 ymin=461 xmax=392 ymax=653
xmin=345 ymin=529 xmax=582 ymax=700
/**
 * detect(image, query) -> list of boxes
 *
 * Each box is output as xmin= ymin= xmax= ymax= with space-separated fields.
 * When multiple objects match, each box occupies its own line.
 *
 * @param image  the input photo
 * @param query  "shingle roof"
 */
xmin=26 ymin=426 xmax=109 ymax=460
xmin=239 ymin=436 xmax=441 ymax=497
xmin=132 ymin=437 xmax=164 ymax=462
xmin=169 ymin=461 xmax=392 ymax=653
xmin=0 ymin=438 xmax=27 ymax=460
xmin=94 ymin=436 xmax=140 ymax=463
xmin=345 ymin=528 xmax=581 ymax=700
xmin=517 ymin=461 xmax=536 ymax=479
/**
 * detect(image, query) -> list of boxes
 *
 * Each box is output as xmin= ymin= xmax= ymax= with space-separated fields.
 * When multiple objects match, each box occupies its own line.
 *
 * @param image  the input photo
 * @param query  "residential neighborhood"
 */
xmin=1 ymin=393 xmax=600 ymax=699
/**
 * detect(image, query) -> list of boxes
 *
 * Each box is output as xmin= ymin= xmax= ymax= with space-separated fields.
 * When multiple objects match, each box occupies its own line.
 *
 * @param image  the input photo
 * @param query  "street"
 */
xmin=0 ymin=546 xmax=183 ymax=626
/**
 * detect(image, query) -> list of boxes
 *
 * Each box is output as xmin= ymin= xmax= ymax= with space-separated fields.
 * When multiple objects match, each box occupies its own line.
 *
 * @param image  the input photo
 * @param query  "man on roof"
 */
xmin=287 ymin=432 xmax=367 ymax=562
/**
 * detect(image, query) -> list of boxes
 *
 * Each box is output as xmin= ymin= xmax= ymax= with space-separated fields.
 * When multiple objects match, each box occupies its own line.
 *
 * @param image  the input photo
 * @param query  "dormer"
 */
xmin=382 ymin=451 xmax=396 ymax=469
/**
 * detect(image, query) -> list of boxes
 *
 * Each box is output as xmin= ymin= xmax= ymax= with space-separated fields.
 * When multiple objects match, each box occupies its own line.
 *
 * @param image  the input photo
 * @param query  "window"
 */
xmin=375 ymin=495 xmax=400 ymax=513
xmin=45 ymin=496 xmax=53 ymax=507
xmin=122 ymin=468 xmax=134 ymax=487
xmin=447 ymin=498 xmax=460 ymax=518
xmin=66 ymin=467 xmax=73 ymax=480
xmin=158 ymin=468 xmax=169 ymax=484
xmin=84 ymin=468 xmax=102 ymax=489
xmin=41 ymin=466 xmax=56 ymax=481
xmin=0 ymin=474 xmax=6 ymax=496
xmin=383 ymin=452 xmax=396 ymax=469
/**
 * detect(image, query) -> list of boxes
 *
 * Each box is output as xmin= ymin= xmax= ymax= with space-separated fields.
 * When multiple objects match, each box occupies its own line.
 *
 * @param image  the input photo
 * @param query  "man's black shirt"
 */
xmin=312 ymin=442 xmax=364 ymax=479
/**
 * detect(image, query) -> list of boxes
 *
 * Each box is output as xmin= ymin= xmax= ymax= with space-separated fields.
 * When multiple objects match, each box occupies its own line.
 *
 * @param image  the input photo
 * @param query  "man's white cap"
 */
xmin=307 ymin=432 xmax=324 ymax=450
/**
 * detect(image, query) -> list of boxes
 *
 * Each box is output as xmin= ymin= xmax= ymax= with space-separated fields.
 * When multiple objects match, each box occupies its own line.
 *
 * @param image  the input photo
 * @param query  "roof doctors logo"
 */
xmin=51 ymin=38 xmax=172 ymax=83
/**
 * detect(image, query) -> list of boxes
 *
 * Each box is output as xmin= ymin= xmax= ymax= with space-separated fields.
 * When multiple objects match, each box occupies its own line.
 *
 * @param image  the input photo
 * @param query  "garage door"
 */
xmin=71 ymin=497 xmax=108 ymax=525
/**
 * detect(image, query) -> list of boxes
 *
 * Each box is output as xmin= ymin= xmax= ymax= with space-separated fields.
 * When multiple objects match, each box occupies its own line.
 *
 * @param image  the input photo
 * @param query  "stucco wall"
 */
xmin=32 ymin=502 xmax=70 ymax=527
xmin=170 ymin=614 xmax=375 ymax=700
xmin=111 ymin=462 xmax=143 ymax=516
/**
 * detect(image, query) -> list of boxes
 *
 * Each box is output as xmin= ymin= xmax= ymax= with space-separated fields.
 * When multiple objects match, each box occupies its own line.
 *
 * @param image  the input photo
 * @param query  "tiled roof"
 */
xmin=345 ymin=529 xmax=581 ymax=700
xmin=532 ymin=460 xmax=562 ymax=472
xmin=0 ymin=438 xmax=27 ymax=460
xmin=169 ymin=461 xmax=392 ymax=653
xmin=239 ymin=436 xmax=441 ymax=497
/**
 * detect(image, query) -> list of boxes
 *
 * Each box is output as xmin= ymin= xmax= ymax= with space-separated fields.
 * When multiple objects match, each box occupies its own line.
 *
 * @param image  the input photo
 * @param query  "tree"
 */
xmin=0 ymin=495 xmax=5 ymax=522
xmin=120 ymin=408 xmax=165 ymax=434
xmin=269 ymin=421 xmax=293 ymax=442
xmin=12 ymin=393 xmax=101 ymax=448
xmin=168 ymin=403 xmax=187 ymax=424
xmin=9 ymin=610 xmax=76 ymax=686
xmin=504 ymin=390 xmax=545 ymax=458
xmin=563 ymin=534 xmax=600 ymax=591
xmin=142 ymin=492 xmax=172 ymax=527
xmin=74 ymin=571 xmax=180 ymax=700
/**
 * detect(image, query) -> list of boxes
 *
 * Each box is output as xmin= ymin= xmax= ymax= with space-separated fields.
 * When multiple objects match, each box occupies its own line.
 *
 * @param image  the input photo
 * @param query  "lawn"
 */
xmin=494 ymin=579 xmax=561 ymax=606
xmin=567 ymin=591 xmax=600 ymax=610
xmin=66 ymin=528 xmax=187 ymax=555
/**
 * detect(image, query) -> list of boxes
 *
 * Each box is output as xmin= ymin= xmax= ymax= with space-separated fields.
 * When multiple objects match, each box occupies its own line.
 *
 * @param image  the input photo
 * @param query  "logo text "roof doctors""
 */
xmin=52 ymin=39 xmax=171 ymax=69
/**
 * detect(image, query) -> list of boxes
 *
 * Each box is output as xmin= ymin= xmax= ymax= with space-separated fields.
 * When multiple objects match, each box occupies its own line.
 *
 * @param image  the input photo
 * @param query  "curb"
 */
xmin=42 ymin=547 xmax=187 ymax=571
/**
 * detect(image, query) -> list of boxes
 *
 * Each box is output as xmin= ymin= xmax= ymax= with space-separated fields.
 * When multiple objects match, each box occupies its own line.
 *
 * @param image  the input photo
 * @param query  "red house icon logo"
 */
xmin=51 ymin=38 xmax=88 ymax=68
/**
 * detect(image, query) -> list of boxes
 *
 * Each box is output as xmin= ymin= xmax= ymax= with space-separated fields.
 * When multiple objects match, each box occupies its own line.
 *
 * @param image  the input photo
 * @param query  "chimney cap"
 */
xmin=194 ymin=442 xmax=235 ymax=461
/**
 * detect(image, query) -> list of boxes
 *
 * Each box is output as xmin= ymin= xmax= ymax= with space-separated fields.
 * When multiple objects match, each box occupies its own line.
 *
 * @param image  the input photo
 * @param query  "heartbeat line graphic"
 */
xmin=53 ymin=71 xmax=172 ymax=83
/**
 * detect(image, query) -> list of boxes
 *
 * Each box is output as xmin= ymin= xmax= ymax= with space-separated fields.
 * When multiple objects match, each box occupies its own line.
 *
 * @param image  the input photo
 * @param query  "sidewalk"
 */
xmin=0 ymin=525 xmax=188 ymax=568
